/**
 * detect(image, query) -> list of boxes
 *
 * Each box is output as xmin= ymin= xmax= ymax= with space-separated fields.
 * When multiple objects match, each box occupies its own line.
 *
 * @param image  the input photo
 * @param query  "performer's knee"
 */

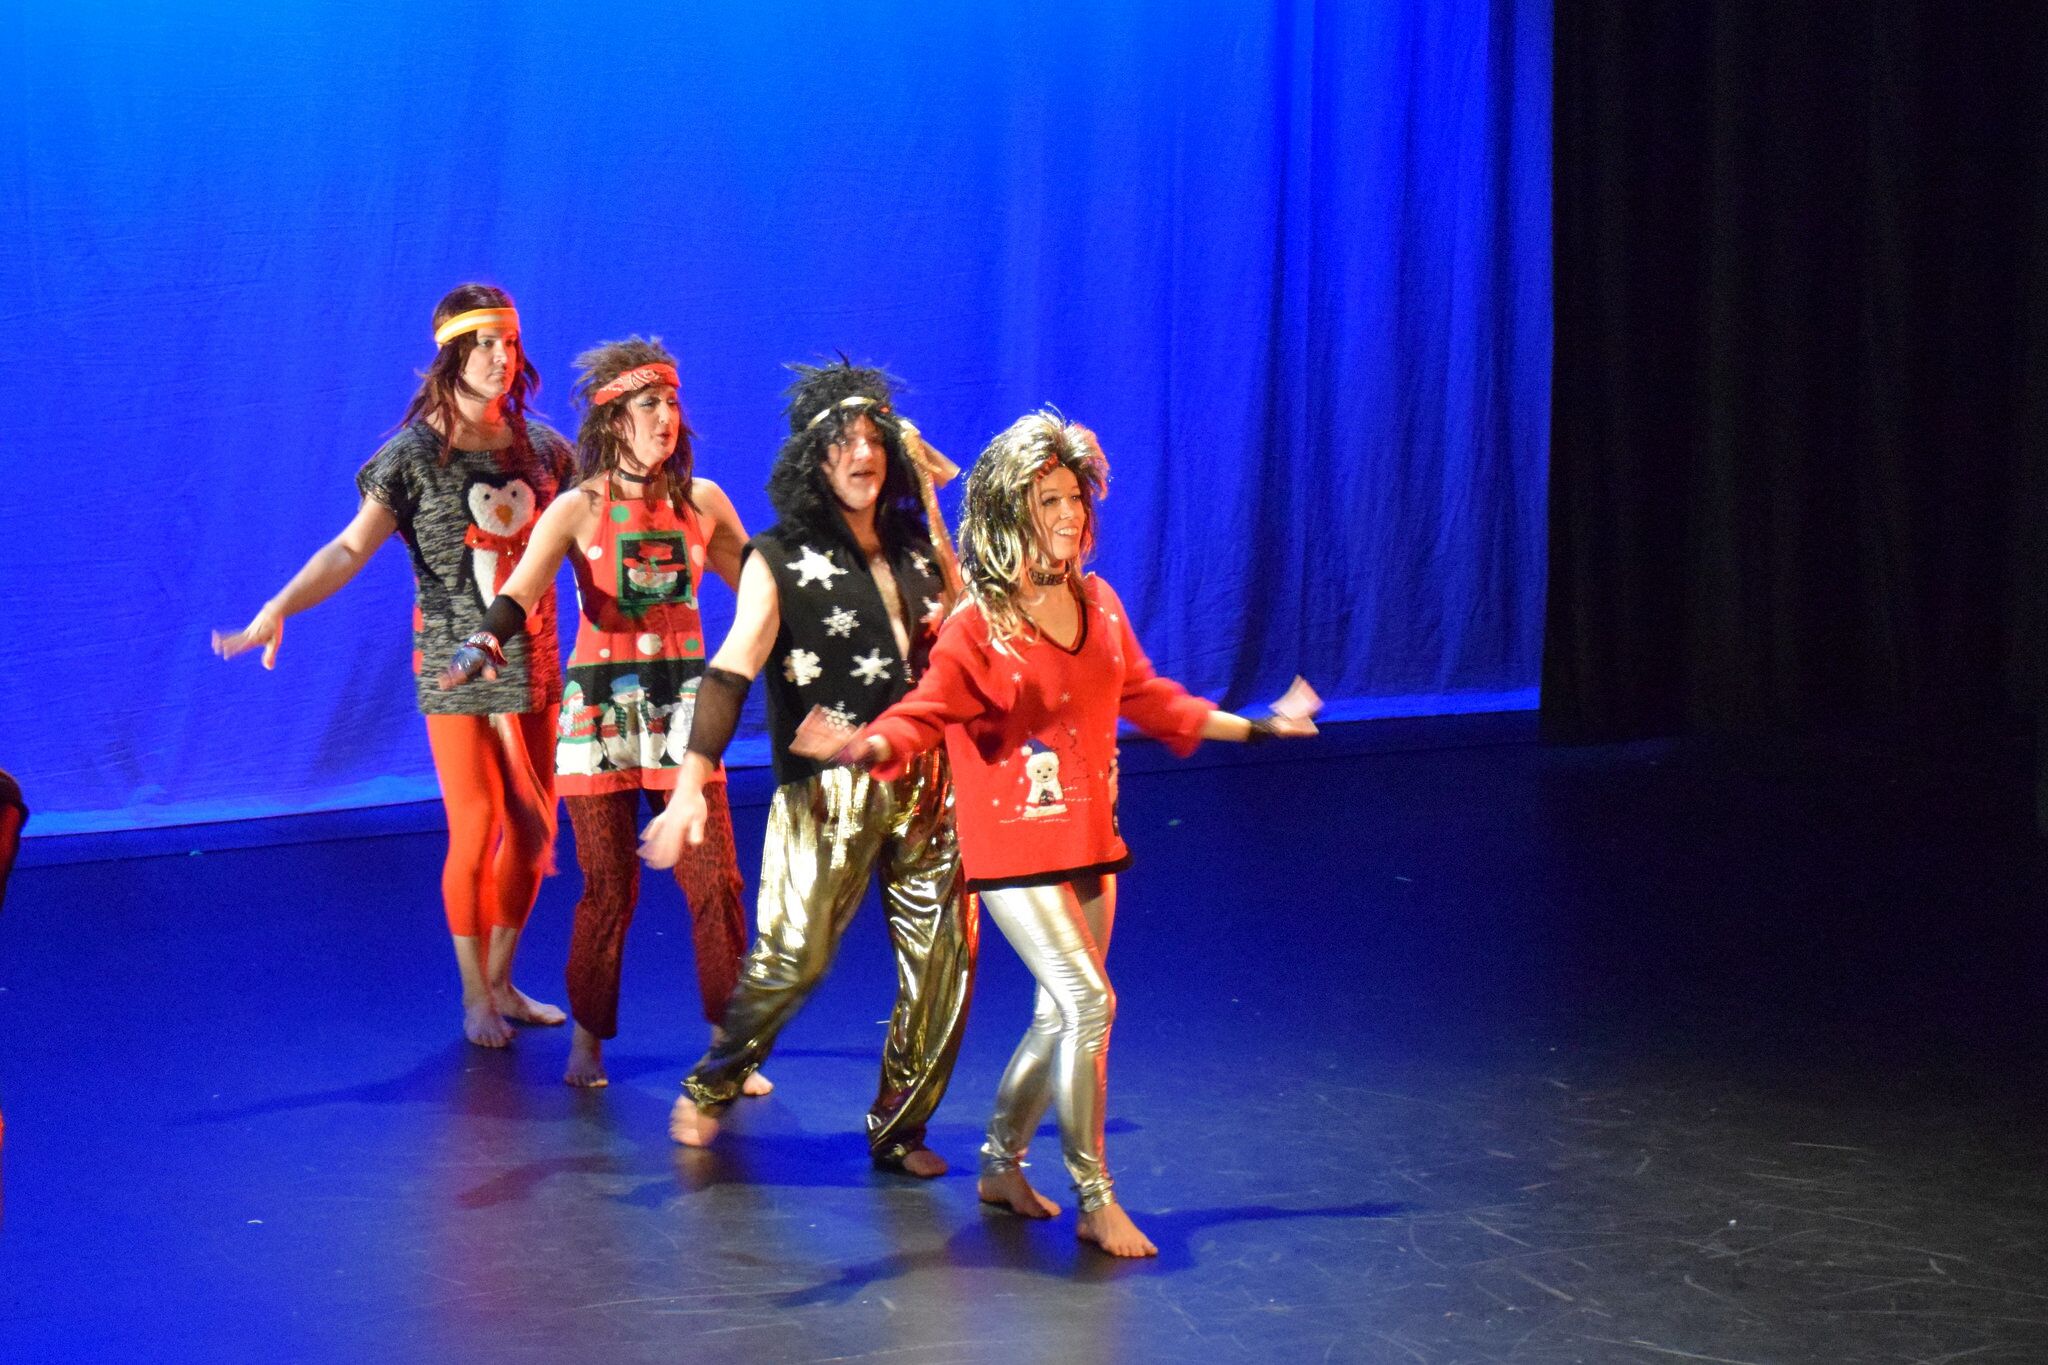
xmin=1072 ymin=982 xmax=1116 ymax=1049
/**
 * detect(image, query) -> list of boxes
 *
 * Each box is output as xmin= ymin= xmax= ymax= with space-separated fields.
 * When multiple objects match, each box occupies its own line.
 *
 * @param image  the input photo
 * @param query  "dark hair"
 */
xmin=571 ymin=336 xmax=695 ymax=514
xmin=765 ymin=359 xmax=932 ymax=557
xmin=400 ymin=283 xmax=541 ymax=467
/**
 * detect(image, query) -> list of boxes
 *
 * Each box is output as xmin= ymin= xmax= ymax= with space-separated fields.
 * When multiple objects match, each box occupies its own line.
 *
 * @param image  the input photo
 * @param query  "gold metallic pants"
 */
xmin=683 ymin=753 xmax=976 ymax=1164
xmin=978 ymin=873 xmax=1118 ymax=1212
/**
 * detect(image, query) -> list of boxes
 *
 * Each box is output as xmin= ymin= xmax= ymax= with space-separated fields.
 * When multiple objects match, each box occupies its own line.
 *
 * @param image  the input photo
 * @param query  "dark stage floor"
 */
xmin=3 ymin=721 xmax=2046 ymax=1364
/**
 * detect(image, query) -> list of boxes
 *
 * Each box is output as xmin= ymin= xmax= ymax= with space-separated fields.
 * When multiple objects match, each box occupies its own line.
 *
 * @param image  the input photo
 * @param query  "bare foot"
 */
xmin=897 ymin=1147 xmax=948 ymax=1179
xmin=564 ymin=1025 xmax=608 ymax=1087
xmin=464 ymin=998 xmax=513 ymax=1048
xmin=669 ymin=1095 xmax=719 ymax=1147
xmin=1077 ymin=1203 xmax=1158 ymax=1258
xmin=978 ymin=1168 xmax=1059 ymax=1218
xmin=741 ymin=1070 xmax=774 ymax=1097
xmin=494 ymin=985 xmax=566 ymax=1027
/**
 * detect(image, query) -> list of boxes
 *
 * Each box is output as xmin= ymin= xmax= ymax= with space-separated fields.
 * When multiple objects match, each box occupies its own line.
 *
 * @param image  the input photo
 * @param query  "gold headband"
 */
xmin=433 ymin=307 xmax=520 ymax=348
xmin=804 ymin=394 xmax=881 ymax=430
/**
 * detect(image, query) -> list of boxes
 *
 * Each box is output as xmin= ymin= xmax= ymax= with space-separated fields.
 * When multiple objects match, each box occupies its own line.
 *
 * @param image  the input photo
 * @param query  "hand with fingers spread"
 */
xmin=212 ymin=605 xmax=285 ymax=669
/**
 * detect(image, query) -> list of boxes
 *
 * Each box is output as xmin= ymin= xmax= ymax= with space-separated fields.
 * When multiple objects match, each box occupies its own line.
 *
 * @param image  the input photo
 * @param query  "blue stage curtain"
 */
xmin=0 ymin=2 xmax=1549 ymax=833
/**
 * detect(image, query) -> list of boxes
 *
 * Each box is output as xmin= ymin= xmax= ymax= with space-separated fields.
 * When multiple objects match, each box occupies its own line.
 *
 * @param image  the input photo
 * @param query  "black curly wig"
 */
xmin=764 ymin=359 xmax=934 ymax=557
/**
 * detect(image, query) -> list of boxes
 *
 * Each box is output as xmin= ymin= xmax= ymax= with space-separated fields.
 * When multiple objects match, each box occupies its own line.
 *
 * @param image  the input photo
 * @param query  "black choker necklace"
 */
xmin=615 ymin=468 xmax=653 ymax=485
xmin=1028 ymin=565 xmax=1068 ymax=586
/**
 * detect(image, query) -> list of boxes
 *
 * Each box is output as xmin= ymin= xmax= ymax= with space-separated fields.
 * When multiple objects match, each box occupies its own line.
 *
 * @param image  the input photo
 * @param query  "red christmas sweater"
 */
xmin=863 ymin=575 xmax=1214 ymax=890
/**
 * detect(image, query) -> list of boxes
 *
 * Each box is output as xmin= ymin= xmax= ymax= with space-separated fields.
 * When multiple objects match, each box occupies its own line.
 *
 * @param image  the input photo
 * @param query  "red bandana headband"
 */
xmin=592 ymin=363 xmax=680 ymax=406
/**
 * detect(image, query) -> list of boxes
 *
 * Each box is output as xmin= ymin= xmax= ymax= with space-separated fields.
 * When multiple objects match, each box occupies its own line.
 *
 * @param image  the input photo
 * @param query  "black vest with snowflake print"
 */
xmin=749 ymin=524 xmax=949 ymax=786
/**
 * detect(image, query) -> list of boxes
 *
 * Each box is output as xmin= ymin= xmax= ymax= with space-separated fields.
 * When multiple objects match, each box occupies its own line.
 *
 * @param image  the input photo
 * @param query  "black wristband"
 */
xmin=686 ymin=667 xmax=752 ymax=763
xmin=1243 ymin=716 xmax=1278 ymax=744
xmin=479 ymin=594 xmax=527 ymax=645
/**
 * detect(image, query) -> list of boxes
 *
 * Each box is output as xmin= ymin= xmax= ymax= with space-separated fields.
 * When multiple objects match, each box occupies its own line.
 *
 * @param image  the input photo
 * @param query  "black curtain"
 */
xmin=1546 ymin=3 xmax=2048 ymax=747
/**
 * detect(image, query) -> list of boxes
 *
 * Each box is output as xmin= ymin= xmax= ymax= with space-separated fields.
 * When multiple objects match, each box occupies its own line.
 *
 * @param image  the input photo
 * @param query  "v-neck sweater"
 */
xmin=863 ymin=575 xmax=1214 ymax=889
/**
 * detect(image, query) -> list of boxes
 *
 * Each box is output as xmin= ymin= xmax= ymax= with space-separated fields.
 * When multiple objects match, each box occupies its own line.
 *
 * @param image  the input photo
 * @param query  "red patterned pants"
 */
xmin=563 ymin=783 xmax=747 ymax=1037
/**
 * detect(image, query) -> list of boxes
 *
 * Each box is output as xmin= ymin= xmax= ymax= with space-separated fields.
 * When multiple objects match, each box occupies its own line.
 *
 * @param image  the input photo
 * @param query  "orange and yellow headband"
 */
xmin=433 ymin=307 xmax=520 ymax=348
xmin=592 ymin=363 xmax=680 ymax=406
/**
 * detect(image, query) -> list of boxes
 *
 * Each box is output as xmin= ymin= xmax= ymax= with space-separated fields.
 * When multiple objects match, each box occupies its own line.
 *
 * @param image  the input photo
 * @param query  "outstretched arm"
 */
xmin=639 ymin=553 xmax=781 ymax=867
xmin=440 ymin=490 xmax=590 ymax=688
xmin=213 ymin=497 xmax=399 ymax=668
xmin=854 ymin=620 xmax=993 ymax=773
xmin=498 ymin=488 xmax=589 ymax=613
xmin=1198 ymin=710 xmax=1317 ymax=742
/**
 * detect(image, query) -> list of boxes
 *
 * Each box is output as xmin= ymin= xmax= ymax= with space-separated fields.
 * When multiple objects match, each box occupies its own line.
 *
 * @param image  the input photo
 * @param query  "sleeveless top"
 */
xmin=749 ymin=523 xmax=949 ymax=787
xmin=555 ymin=481 xmax=721 ymax=794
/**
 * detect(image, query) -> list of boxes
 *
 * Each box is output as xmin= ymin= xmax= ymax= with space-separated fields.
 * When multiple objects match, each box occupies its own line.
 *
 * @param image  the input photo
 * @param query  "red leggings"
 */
xmin=424 ymin=711 xmax=557 ymax=939
xmin=564 ymin=784 xmax=747 ymax=1036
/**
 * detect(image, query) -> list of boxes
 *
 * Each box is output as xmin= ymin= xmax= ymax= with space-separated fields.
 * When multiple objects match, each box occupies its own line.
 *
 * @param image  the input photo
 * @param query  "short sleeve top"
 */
xmin=355 ymin=418 xmax=575 ymax=715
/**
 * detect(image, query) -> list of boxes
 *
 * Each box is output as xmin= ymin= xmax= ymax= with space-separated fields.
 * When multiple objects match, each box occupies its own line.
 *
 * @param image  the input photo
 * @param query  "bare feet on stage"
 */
xmin=564 ymin=1025 xmax=608 ymax=1087
xmin=494 ymin=984 xmax=566 ymax=1027
xmin=741 ymin=1071 xmax=774 ymax=1097
xmin=463 ymin=996 xmax=513 ymax=1048
xmin=898 ymin=1147 xmax=948 ymax=1179
xmin=978 ymin=1168 xmax=1059 ymax=1218
xmin=1077 ymin=1202 xmax=1158 ymax=1258
xmin=670 ymin=1095 xmax=720 ymax=1147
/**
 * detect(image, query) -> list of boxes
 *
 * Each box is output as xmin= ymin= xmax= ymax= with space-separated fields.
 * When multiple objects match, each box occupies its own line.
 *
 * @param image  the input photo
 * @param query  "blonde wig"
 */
xmin=958 ymin=410 xmax=1110 ymax=650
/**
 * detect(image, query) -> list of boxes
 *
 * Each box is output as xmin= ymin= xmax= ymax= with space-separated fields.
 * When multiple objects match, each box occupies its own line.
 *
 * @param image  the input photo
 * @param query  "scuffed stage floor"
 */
xmin=2 ymin=720 xmax=2045 ymax=1363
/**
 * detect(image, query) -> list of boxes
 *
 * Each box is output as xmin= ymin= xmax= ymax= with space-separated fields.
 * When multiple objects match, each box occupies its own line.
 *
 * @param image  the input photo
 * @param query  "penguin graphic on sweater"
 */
xmin=464 ymin=474 xmax=539 ymax=605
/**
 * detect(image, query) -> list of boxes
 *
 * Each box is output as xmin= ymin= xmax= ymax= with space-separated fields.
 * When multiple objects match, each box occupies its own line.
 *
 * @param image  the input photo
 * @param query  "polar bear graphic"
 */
xmin=1021 ymin=745 xmax=1067 ymax=819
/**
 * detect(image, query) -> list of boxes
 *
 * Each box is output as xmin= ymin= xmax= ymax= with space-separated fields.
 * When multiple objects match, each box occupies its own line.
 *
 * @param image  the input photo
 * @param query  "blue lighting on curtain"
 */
xmin=0 ymin=2 xmax=1550 ymax=833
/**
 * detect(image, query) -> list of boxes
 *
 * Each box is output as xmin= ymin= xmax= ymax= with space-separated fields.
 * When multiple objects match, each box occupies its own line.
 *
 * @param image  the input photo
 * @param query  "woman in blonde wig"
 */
xmin=833 ymin=410 xmax=1314 ymax=1256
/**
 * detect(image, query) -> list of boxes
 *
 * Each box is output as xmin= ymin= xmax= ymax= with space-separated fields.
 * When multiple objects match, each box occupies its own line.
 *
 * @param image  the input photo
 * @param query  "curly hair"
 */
xmin=763 ymin=359 xmax=933 ymax=557
xmin=400 ymin=283 xmax=541 ymax=468
xmin=570 ymin=336 xmax=695 ymax=514
xmin=958 ymin=410 xmax=1110 ymax=650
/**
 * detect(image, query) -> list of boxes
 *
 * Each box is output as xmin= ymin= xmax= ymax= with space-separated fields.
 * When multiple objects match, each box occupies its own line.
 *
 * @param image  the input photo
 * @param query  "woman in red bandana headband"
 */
xmin=443 ymin=338 xmax=766 ymax=1093
xmin=216 ymin=282 xmax=578 ymax=1050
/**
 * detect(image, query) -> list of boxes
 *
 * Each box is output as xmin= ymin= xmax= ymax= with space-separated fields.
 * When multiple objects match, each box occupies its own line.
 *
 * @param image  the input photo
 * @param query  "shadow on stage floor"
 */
xmin=2 ymin=718 xmax=2046 ymax=1363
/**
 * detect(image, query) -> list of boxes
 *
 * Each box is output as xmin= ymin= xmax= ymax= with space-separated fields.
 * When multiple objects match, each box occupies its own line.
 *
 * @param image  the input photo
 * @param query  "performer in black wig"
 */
xmin=639 ymin=360 xmax=974 ymax=1176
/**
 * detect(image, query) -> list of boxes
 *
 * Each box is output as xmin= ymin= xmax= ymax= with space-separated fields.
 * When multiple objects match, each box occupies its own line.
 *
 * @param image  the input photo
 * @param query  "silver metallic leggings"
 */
xmin=979 ymin=874 xmax=1118 ymax=1212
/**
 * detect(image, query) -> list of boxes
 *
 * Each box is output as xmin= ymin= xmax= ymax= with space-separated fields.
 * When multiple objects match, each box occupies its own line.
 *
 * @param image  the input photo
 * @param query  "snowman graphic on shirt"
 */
xmin=556 ymin=682 xmax=603 ymax=777
xmin=600 ymin=674 xmax=654 ymax=771
xmin=663 ymin=678 xmax=702 ymax=767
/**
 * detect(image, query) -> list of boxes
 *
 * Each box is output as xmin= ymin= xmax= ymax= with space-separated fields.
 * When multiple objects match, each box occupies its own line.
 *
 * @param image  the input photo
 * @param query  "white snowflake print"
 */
xmin=783 ymin=648 xmax=823 ymax=688
xmin=920 ymin=597 xmax=944 ymax=627
xmin=822 ymin=703 xmax=859 ymax=729
xmin=910 ymin=551 xmax=932 ymax=577
xmin=825 ymin=606 xmax=859 ymax=638
xmin=788 ymin=545 xmax=848 ymax=589
xmin=851 ymin=649 xmax=892 ymax=685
